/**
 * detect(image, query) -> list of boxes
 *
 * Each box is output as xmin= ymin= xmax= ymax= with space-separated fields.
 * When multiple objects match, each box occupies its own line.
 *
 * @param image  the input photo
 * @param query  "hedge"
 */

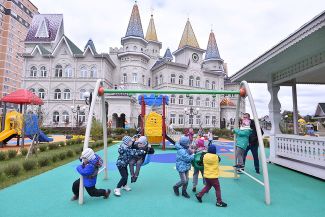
xmin=4 ymin=163 xmax=21 ymax=177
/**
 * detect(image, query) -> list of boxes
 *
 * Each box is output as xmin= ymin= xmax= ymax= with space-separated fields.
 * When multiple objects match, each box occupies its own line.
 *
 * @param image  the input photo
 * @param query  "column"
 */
xmin=292 ymin=80 xmax=299 ymax=135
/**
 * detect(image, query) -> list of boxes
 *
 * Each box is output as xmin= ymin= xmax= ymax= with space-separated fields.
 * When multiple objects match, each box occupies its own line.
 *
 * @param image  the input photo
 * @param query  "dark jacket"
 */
xmin=249 ymin=120 xmax=264 ymax=145
xmin=116 ymin=144 xmax=145 ymax=167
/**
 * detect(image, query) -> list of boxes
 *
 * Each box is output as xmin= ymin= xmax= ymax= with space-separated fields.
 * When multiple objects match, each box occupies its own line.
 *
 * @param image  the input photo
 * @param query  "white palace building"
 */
xmin=22 ymin=3 xmax=244 ymax=129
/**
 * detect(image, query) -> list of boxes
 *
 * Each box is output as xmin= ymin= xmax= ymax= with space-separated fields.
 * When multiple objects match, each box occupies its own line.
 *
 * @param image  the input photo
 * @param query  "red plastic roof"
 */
xmin=1 ymin=89 xmax=44 ymax=105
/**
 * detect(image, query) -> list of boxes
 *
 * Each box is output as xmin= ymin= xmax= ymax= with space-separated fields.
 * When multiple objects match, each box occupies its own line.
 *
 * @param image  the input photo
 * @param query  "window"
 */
xmin=38 ymin=88 xmax=45 ymax=99
xmin=178 ymin=75 xmax=183 ymax=85
xmin=196 ymin=97 xmax=200 ymax=106
xmin=30 ymin=66 xmax=37 ymax=77
xmin=159 ymin=75 xmax=163 ymax=84
xmin=62 ymin=111 xmax=69 ymax=123
xmin=212 ymin=116 xmax=217 ymax=126
xmin=170 ymin=95 xmax=175 ymax=104
xmin=189 ymin=76 xmax=194 ymax=87
xmin=189 ymin=96 xmax=193 ymax=106
xmin=132 ymin=73 xmax=137 ymax=83
xmin=148 ymin=78 xmax=151 ymax=87
xmin=64 ymin=65 xmax=73 ymax=77
xmin=196 ymin=115 xmax=201 ymax=125
xmin=205 ymin=80 xmax=210 ymax=89
xmin=80 ymin=89 xmax=86 ymax=99
xmin=29 ymin=88 xmax=35 ymax=93
xmin=179 ymin=95 xmax=184 ymax=105
xmin=142 ymin=75 xmax=145 ymax=85
xmin=63 ymin=89 xmax=70 ymax=100
xmin=53 ymin=111 xmax=59 ymax=123
xmin=90 ymin=66 xmax=97 ymax=78
xmin=205 ymin=116 xmax=210 ymax=125
xmin=55 ymin=65 xmax=63 ymax=77
xmin=205 ymin=98 xmax=210 ymax=107
xmin=80 ymin=66 xmax=87 ymax=78
xmin=155 ymin=76 xmax=158 ymax=86
xmin=178 ymin=115 xmax=184 ymax=125
xmin=212 ymin=81 xmax=216 ymax=90
xmin=40 ymin=66 xmax=47 ymax=77
xmin=196 ymin=77 xmax=200 ymax=87
xmin=170 ymin=114 xmax=176 ymax=124
xmin=211 ymin=100 xmax=216 ymax=108
xmin=189 ymin=116 xmax=194 ymax=125
xmin=79 ymin=111 xmax=86 ymax=123
xmin=123 ymin=73 xmax=127 ymax=83
xmin=171 ymin=74 xmax=175 ymax=84
xmin=54 ymin=89 xmax=61 ymax=99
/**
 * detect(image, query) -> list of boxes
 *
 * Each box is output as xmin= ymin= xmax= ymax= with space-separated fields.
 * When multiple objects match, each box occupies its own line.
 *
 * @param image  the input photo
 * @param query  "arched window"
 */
xmin=211 ymin=100 xmax=216 ymax=108
xmin=196 ymin=97 xmax=200 ymax=106
xmin=170 ymin=74 xmax=176 ymax=84
xmin=55 ymin=65 xmax=63 ymax=77
xmin=30 ymin=66 xmax=37 ymax=77
xmin=90 ymin=66 xmax=97 ymax=78
xmin=196 ymin=77 xmax=200 ymax=87
xmin=40 ymin=66 xmax=47 ymax=77
xmin=54 ymin=89 xmax=61 ymax=99
xmin=123 ymin=73 xmax=127 ymax=83
xmin=179 ymin=95 xmax=184 ymax=105
xmin=159 ymin=75 xmax=163 ymax=84
xmin=148 ymin=78 xmax=151 ymax=87
xmin=155 ymin=76 xmax=158 ymax=86
xmin=53 ymin=111 xmax=59 ymax=123
xmin=38 ymin=88 xmax=45 ymax=99
xmin=170 ymin=94 xmax=175 ymax=104
xmin=62 ymin=111 xmax=69 ymax=123
xmin=189 ymin=76 xmax=194 ymax=87
xmin=132 ymin=73 xmax=137 ymax=83
xmin=179 ymin=75 xmax=183 ymax=85
xmin=63 ymin=89 xmax=70 ymax=100
xmin=212 ymin=81 xmax=216 ymax=90
xmin=80 ymin=66 xmax=87 ymax=78
xmin=64 ymin=65 xmax=73 ymax=77
xmin=205 ymin=80 xmax=210 ymax=89
xmin=29 ymin=88 xmax=35 ymax=93
xmin=80 ymin=89 xmax=86 ymax=99
xmin=79 ymin=111 xmax=86 ymax=124
xmin=189 ymin=96 xmax=193 ymax=106
xmin=205 ymin=98 xmax=210 ymax=107
xmin=205 ymin=116 xmax=210 ymax=125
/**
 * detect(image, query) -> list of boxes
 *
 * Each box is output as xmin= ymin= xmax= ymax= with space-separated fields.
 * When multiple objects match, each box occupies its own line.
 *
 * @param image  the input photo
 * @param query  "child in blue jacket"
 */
xmin=173 ymin=136 xmax=195 ymax=198
xmin=71 ymin=148 xmax=110 ymax=201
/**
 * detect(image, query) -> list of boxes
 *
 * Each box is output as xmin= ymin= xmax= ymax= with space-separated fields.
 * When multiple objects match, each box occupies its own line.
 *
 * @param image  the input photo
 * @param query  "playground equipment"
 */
xmin=0 ymin=111 xmax=23 ymax=144
xmin=79 ymin=79 xmax=270 ymax=205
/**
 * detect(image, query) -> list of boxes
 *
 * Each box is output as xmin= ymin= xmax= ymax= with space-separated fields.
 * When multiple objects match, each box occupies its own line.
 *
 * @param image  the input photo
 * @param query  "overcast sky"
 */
xmin=32 ymin=0 xmax=325 ymax=117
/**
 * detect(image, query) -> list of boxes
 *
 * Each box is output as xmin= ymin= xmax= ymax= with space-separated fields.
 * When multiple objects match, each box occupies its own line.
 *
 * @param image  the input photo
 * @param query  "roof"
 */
xmin=1 ymin=89 xmax=44 ymax=105
xmin=84 ymin=39 xmax=98 ymax=55
xmin=125 ymin=3 xmax=144 ymax=38
xmin=205 ymin=31 xmax=222 ymax=61
xmin=315 ymin=103 xmax=325 ymax=117
xmin=178 ymin=19 xmax=200 ymax=49
xmin=25 ymin=14 xmax=63 ymax=42
xmin=163 ymin=48 xmax=173 ymax=61
xmin=64 ymin=36 xmax=83 ymax=54
xmin=145 ymin=15 xmax=158 ymax=42
xmin=151 ymin=58 xmax=188 ymax=71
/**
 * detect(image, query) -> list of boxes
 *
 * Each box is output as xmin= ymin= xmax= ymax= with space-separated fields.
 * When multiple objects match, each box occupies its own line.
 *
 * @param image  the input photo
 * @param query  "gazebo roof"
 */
xmin=231 ymin=11 xmax=325 ymax=85
xmin=1 ymin=89 xmax=44 ymax=105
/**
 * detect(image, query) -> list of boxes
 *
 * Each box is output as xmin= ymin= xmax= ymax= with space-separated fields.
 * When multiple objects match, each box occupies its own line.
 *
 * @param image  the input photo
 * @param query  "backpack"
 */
xmin=198 ymin=152 xmax=207 ymax=167
xmin=86 ymin=155 xmax=103 ymax=179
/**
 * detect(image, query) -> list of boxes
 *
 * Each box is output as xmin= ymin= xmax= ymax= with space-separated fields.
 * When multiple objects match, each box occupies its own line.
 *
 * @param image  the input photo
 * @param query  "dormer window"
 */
xmin=35 ymin=17 xmax=49 ymax=38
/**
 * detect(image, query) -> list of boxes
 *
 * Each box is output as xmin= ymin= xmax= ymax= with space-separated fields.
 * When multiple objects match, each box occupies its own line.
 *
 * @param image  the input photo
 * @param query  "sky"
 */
xmin=31 ymin=0 xmax=325 ymax=117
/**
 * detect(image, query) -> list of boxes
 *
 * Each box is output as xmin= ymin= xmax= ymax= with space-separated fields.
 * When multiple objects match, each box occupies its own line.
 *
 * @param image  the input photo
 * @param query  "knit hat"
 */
xmin=122 ymin=136 xmax=132 ymax=146
xmin=81 ymin=148 xmax=95 ymax=161
xmin=138 ymin=136 xmax=148 ymax=145
xmin=196 ymin=138 xmax=205 ymax=149
xmin=208 ymin=145 xmax=216 ymax=154
xmin=179 ymin=136 xmax=190 ymax=148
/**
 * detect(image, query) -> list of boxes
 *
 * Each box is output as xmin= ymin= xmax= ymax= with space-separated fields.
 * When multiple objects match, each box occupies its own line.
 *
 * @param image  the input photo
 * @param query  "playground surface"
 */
xmin=0 ymin=141 xmax=324 ymax=217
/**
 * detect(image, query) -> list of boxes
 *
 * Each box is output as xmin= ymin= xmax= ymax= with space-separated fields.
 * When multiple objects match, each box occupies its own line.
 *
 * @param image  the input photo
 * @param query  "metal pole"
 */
xmin=104 ymin=89 xmax=240 ymax=95
xmin=162 ymin=96 xmax=166 ymax=150
xmin=141 ymin=95 xmax=145 ymax=136
xmin=21 ymin=104 xmax=26 ymax=148
xmin=0 ymin=103 xmax=6 ymax=147
xmin=292 ymin=80 xmax=299 ymax=135
xmin=101 ymin=94 xmax=108 ymax=180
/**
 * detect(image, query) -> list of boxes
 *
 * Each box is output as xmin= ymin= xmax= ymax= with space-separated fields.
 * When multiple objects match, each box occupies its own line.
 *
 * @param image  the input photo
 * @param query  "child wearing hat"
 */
xmin=71 ymin=148 xmax=110 ymax=201
xmin=195 ymin=145 xmax=227 ymax=207
xmin=192 ymin=137 xmax=207 ymax=192
xmin=114 ymin=136 xmax=146 ymax=196
xmin=173 ymin=136 xmax=195 ymax=198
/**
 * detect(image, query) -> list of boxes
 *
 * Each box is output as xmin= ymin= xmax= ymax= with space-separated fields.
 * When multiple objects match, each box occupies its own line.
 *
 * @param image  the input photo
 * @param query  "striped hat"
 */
xmin=81 ymin=148 xmax=95 ymax=161
xmin=122 ymin=136 xmax=132 ymax=146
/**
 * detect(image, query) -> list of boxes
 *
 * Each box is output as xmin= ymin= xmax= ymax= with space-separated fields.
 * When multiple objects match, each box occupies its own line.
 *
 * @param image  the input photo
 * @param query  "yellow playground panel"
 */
xmin=145 ymin=112 xmax=163 ymax=144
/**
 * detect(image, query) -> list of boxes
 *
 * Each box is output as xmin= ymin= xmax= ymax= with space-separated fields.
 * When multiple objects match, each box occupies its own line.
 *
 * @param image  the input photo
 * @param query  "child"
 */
xmin=173 ymin=136 xmax=195 ymax=198
xmin=207 ymin=129 xmax=213 ymax=146
xmin=192 ymin=137 xmax=207 ymax=192
xmin=114 ymin=136 xmax=146 ymax=196
xmin=195 ymin=145 xmax=227 ymax=207
xmin=71 ymin=148 xmax=110 ymax=200
xmin=129 ymin=136 xmax=154 ymax=183
xmin=233 ymin=118 xmax=252 ymax=172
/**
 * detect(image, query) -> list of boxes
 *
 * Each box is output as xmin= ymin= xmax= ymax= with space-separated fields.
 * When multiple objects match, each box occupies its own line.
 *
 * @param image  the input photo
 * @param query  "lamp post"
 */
xmin=71 ymin=105 xmax=86 ymax=129
xmin=184 ymin=107 xmax=199 ymax=128
xmin=83 ymin=91 xmax=92 ymax=109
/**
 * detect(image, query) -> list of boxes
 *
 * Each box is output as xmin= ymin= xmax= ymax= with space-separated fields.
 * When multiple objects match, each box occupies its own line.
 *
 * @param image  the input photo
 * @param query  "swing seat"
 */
xmin=141 ymin=154 xmax=151 ymax=166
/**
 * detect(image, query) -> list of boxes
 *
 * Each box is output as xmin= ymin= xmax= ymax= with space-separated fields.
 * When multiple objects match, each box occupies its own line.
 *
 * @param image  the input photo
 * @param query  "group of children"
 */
xmin=71 ymin=115 xmax=256 ymax=208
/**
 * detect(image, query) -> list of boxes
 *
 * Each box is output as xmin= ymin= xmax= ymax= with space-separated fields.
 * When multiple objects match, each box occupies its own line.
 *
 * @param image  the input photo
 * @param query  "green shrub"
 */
xmin=48 ymin=142 xmax=59 ymax=150
xmin=59 ymin=141 xmax=65 ymax=147
xmin=125 ymin=128 xmax=137 ymax=136
xmin=91 ymin=119 xmax=103 ymax=140
xmin=4 ymin=163 xmax=21 ymax=177
xmin=0 ymin=169 xmax=5 ymax=181
xmin=39 ymin=144 xmax=48 ymax=152
xmin=21 ymin=148 xmax=28 ymax=156
xmin=66 ymin=140 xmax=74 ymax=146
xmin=263 ymin=138 xmax=270 ymax=148
xmin=52 ymin=154 xmax=59 ymax=163
xmin=74 ymin=147 xmax=82 ymax=155
xmin=59 ymin=152 xmax=66 ymax=160
xmin=107 ymin=138 xmax=113 ymax=144
xmin=113 ymin=128 xmax=126 ymax=135
xmin=38 ymin=156 xmax=50 ymax=167
xmin=7 ymin=150 xmax=17 ymax=159
xmin=23 ymin=159 xmax=37 ymax=171
xmin=0 ymin=151 xmax=7 ymax=161
xmin=67 ymin=149 xmax=74 ymax=158
xmin=75 ymin=138 xmax=83 ymax=144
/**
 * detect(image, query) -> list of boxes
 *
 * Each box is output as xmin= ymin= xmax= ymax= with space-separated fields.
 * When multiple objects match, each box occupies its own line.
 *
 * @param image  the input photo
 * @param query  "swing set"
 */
xmin=78 ymin=79 xmax=270 ymax=205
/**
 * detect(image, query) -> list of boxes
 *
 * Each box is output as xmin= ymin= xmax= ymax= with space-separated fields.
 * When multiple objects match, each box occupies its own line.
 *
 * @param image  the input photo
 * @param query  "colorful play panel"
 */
xmin=0 ymin=143 xmax=324 ymax=217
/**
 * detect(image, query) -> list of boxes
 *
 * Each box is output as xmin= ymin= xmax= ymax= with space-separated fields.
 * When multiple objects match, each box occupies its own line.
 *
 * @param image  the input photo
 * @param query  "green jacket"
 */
xmin=233 ymin=128 xmax=252 ymax=150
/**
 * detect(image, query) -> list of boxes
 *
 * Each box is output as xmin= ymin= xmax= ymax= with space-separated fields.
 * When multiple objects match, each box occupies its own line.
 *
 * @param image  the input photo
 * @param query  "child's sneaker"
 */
xmin=103 ymin=189 xmax=111 ymax=199
xmin=131 ymin=176 xmax=136 ymax=183
xmin=216 ymin=201 xmax=227 ymax=207
xmin=122 ymin=185 xmax=132 ymax=191
xmin=182 ymin=190 xmax=190 ymax=198
xmin=173 ymin=186 xmax=179 ymax=196
xmin=195 ymin=194 xmax=202 ymax=203
xmin=114 ymin=188 xmax=121 ymax=196
xmin=192 ymin=187 xmax=196 ymax=192
xmin=70 ymin=195 xmax=78 ymax=201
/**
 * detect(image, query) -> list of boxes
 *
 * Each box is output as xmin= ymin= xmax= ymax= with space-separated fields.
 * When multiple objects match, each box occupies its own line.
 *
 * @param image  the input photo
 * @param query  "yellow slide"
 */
xmin=0 ymin=129 xmax=17 ymax=142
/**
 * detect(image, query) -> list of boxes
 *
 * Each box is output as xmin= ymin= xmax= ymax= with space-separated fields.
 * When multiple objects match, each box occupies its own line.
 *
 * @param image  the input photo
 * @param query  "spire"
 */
xmin=84 ymin=38 xmax=97 ymax=54
xmin=205 ymin=30 xmax=221 ymax=60
xmin=145 ymin=14 xmax=158 ymax=41
xmin=125 ymin=2 xmax=144 ymax=38
xmin=178 ymin=19 xmax=200 ymax=49
xmin=163 ymin=48 xmax=173 ymax=61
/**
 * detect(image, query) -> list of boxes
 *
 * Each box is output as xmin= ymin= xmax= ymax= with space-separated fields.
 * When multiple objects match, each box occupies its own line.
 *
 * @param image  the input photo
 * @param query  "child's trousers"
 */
xmin=198 ymin=178 xmax=223 ymax=203
xmin=174 ymin=171 xmax=189 ymax=191
xmin=72 ymin=179 xmax=106 ymax=197
xmin=129 ymin=157 xmax=143 ymax=177
xmin=235 ymin=146 xmax=246 ymax=166
xmin=193 ymin=168 xmax=205 ymax=187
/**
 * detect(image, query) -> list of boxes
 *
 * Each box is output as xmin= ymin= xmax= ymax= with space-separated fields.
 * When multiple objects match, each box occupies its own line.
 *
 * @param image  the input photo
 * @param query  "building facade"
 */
xmin=0 ymin=0 xmax=38 ymax=98
xmin=22 ymin=3 xmax=244 ymax=129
